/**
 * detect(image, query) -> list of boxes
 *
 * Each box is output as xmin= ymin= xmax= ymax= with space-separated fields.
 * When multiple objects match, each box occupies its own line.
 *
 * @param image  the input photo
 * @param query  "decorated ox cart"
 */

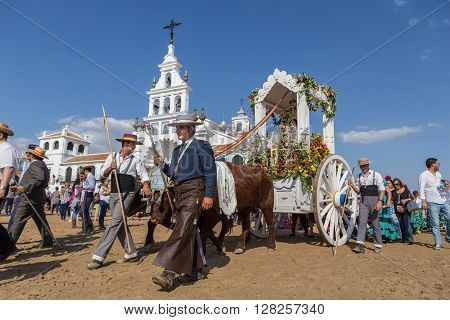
xmin=223 ymin=69 xmax=358 ymax=247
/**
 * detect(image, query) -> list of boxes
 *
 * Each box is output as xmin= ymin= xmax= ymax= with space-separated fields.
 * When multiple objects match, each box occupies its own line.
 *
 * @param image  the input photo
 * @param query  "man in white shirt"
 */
xmin=88 ymin=134 xmax=151 ymax=270
xmin=0 ymin=122 xmax=18 ymax=261
xmin=418 ymin=158 xmax=450 ymax=249
xmin=349 ymin=157 xmax=385 ymax=253
xmin=80 ymin=165 xmax=95 ymax=234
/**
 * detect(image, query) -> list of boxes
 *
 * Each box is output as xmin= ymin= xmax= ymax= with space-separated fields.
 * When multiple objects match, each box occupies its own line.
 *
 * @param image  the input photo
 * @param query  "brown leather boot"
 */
xmin=71 ymin=220 xmax=76 ymax=228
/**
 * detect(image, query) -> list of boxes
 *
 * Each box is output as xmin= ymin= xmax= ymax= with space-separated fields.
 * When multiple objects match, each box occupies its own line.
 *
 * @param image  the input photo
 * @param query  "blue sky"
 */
xmin=1 ymin=0 xmax=449 ymax=189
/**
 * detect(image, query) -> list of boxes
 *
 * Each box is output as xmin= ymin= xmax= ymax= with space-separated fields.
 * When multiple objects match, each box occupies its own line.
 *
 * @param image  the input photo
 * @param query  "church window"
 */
xmin=91 ymin=166 xmax=96 ymax=177
xmin=44 ymin=142 xmax=49 ymax=150
xmin=67 ymin=142 xmax=74 ymax=151
xmin=53 ymin=141 xmax=59 ymax=150
xmin=165 ymin=73 xmax=171 ymax=88
xmin=175 ymin=96 xmax=181 ymax=112
xmin=232 ymin=155 xmax=244 ymax=165
xmin=78 ymin=145 xmax=85 ymax=154
xmin=65 ymin=167 xmax=72 ymax=182
xmin=163 ymin=97 xmax=170 ymax=113
xmin=236 ymin=122 xmax=243 ymax=132
xmin=153 ymin=99 xmax=160 ymax=115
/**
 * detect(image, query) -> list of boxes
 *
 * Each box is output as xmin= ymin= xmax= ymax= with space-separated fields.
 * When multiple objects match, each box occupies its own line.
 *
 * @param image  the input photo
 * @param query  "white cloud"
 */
xmin=394 ymin=0 xmax=407 ymax=7
xmin=339 ymin=126 xmax=422 ymax=144
xmin=427 ymin=122 xmax=443 ymax=128
xmin=60 ymin=116 xmax=135 ymax=153
xmin=57 ymin=115 xmax=78 ymax=124
xmin=9 ymin=137 xmax=35 ymax=153
xmin=357 ymin=125 xmax=370 ymax=130
xmin=408 ymin=17 xmax=419 ymax=26
xmin=443 ymin=19 xmax=450 ymax=26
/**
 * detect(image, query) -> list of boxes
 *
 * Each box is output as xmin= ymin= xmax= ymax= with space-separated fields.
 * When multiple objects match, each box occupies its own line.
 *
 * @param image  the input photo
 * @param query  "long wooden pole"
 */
xmin=102 ymin=105 xmax=132 ymax=253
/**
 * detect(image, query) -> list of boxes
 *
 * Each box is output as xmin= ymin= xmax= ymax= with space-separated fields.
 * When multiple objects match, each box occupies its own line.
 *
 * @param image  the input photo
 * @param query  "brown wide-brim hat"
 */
xmin=0 ymin=122 xmax=14 ymax=136
xmin=115 ymin=134 xmax=143 ymax=145
xmin=27 ymin=146 xmax=48 ymax=159
xmin=82 ymin=165 xmax=94 ymax=171
xmin=167 ymin=114 xmax=202 ymax=127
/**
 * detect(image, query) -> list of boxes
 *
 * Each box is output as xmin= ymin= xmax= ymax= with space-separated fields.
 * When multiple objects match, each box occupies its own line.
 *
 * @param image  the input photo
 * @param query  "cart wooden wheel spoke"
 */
xmin=313 ymin=154 xmax=357 ymax=246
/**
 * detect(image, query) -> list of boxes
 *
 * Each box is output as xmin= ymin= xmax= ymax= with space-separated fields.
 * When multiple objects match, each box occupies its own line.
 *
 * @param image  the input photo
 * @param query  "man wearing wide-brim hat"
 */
xmin=0 ymin=122 xmax=19 ymax=261
xmin=87 ymin=133 xmax=151 ymax=270
xmin=348 ymin=157 xmax=385 ymax=254
xmin=152 ymin=113 xmax=217 ymax=290
xmin=9 ymin=146 xmax=53 ymax=248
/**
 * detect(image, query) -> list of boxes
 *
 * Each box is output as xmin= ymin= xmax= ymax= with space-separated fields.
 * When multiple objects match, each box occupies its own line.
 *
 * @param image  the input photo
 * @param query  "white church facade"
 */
xmin=39 ymin=40 xmax=252 ymax=190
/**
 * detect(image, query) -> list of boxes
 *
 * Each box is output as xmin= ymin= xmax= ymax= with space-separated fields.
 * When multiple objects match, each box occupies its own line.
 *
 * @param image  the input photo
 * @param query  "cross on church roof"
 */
xmin=163 ymin=19 xmax=181 ymax=44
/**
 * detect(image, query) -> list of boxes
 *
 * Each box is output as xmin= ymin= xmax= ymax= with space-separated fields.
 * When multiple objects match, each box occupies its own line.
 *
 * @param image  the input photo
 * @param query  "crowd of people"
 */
xmin=1 ymin=118 xmax=449 ymax=291
xmin=287 ymin=158 xmax=450 ymax=252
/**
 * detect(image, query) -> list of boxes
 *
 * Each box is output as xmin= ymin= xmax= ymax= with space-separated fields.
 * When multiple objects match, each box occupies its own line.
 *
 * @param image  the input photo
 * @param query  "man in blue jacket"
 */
xmin=152 ymin=113 xmax=216 ymax=290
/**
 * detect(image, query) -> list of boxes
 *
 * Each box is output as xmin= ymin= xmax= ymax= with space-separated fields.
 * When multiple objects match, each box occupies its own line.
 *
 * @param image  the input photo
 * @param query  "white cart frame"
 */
xmin=250 ymin=69 xmax=358 ymax=246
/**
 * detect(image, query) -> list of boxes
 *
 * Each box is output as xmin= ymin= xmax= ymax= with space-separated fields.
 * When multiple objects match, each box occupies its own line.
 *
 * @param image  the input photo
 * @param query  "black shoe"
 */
xmin=152 ymin=271 xmax=176 ymax=290
xmin=407 ymin=241 xmax=414 ymax=245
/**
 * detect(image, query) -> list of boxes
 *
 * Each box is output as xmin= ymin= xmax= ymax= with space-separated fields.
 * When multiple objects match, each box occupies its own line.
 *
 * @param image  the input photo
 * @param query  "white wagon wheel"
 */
xmin=313 ymin=154 xmax=357 ymax=246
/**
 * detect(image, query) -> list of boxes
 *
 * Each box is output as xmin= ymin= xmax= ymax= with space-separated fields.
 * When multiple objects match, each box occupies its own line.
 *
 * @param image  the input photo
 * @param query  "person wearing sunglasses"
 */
xmin=419 ymin=158 xmax=450 ymax=249
xmin=348 ymin=157 xmax=385 ymax=253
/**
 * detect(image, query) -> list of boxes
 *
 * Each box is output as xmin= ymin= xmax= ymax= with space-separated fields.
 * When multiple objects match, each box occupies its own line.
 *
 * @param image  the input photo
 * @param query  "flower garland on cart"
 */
xmin=248 ymin=134 xmax=330 ymax=191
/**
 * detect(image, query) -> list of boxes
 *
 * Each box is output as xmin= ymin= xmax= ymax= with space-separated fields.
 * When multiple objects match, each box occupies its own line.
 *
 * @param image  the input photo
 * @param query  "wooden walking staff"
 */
xmin=102 ymin=105 xmax=132 ymax=253
xmin=22 ymin=193 xmax=62 ymax=249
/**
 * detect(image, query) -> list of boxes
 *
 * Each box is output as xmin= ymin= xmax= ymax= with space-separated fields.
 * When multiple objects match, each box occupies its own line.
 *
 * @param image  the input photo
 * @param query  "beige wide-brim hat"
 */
xmin=27 ymin=146 xmax=48 ymax=159
xmin=167 ymin=114 xmax=202 ymax=127
xmin=358 ymin=157 xmax=372 ymax=166
xmin=0 ymin=122 xmax=14 ymax=136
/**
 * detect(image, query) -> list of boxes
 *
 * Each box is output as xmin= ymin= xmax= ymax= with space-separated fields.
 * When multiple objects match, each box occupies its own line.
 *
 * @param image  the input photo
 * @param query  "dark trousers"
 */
xmin=9 ymin=196 xmax=53 ymax=245
xmin=0 ymin=223 xmax=16 ymax=255
xmin=51 ymin=203 xmax=59 ymax=214
xmin=59 ymin=203 xmax=69 ymax=220
xmin=81 ymin=192 xmax=94 ymax=233
xmin=7 ymin=197 xmax=22 ymax=232
xmin=98 ymin=200 xmax=108 ymax=228
xmin=397 ymin=212 xmax=414 ymax=242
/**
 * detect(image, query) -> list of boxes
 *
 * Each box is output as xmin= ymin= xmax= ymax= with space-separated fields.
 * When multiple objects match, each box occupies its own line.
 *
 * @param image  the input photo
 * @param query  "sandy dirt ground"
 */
xmin=0 ymin=212 xmax=449 ymax=300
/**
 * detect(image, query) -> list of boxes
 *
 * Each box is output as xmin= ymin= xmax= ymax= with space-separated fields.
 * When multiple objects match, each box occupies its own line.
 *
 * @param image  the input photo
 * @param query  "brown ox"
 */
xmin=142 ymin=162 xmax=276 ymax=254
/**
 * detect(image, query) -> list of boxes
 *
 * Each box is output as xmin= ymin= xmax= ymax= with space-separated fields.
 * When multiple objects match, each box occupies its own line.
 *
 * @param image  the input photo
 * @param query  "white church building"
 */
xmin=39 ymin=40 xmax=252 ymax=190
